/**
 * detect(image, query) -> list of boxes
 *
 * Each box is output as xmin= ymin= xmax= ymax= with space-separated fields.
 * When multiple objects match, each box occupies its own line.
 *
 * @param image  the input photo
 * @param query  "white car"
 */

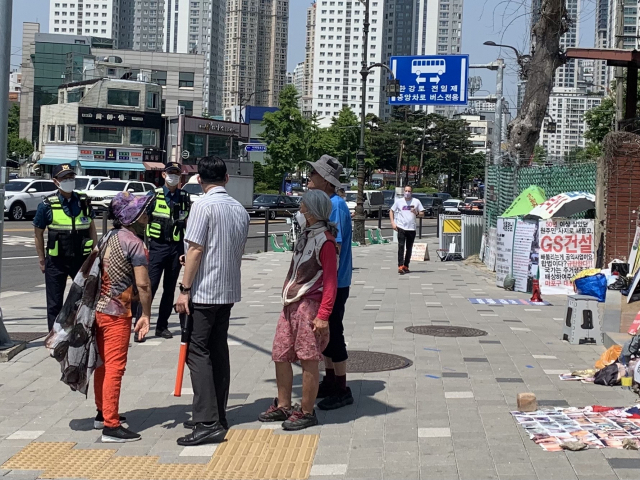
xmin=443 ymin=199 xmax=463 ymax=214
xmin=4 ymin=178 xmax=57 ymax=220
xmin=75 ymin=175 xmax=109 ymax=191
xmin=85 ymin=180 xmax=156 ymax=210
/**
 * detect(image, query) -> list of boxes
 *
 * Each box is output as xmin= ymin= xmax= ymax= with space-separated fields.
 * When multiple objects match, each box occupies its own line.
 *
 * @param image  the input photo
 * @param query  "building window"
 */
xmin=179 ymin=72 xmax=194 ymax=88
xmin=48 ymin=126 xmax=56 ymax=142
xmin=67 ymin=125 xmax=77 ymax=142
xmin=57 ymin=125 xmax=66 ymax=142
xmin=151 ymin=70 xmax=167 ymax=86
xmin=130 ymin=129 xmax=157 ymax=146
xmin=146 ymin=91 xmax=159 ymax=109
xmin=83 ymin=126 xmax=123 ymax=144
xmin=178 ymin=100 xmax=194 ymax=115
xmin=67 ymin=89 xmax=84 ymax=103
xmin=107 ymin=89 xmax=140 ymax=107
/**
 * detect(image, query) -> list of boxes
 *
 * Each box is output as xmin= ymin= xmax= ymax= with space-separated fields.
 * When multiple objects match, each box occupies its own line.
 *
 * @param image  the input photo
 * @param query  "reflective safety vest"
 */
xmin=146 ymin=187 xmax=190 ymax=242
xmin=46 ymin=193 xmax=94 ymax=257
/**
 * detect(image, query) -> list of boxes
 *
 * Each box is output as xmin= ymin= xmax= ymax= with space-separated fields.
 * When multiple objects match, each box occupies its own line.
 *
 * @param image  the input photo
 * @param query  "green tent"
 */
xmin=500 ymin=186 xmax=546 ymax=217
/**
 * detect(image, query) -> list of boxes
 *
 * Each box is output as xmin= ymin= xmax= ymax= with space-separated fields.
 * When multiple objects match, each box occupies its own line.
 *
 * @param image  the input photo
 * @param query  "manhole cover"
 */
xmin=300 ymin=351 xmax=412 ymax=373
xmin=9 ymin=332 xmax=47 ymax=343
xmin=405 ymin=326 xmax=488 ymax=337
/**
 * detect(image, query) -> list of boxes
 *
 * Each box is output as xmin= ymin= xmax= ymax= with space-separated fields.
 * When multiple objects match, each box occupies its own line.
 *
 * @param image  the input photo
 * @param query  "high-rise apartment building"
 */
xmin=302 ymin=2 xmax=317 ymax=117
xmin=594 ymin=0 xmax=608 ymax=90
xmin=310 ymin=0 xmax=385 ymax=127
xmin=292 ymin=62 xmax=305 ymax=95
xmin=380 ymin=0 xmax=464 ymax=119
xmin=531 ymin=0 xmax=580 ymax=89
xmin=223 ymin=0 xmax=289 ymax=110
xmin=49 ymin=0 xmax=120 ymax=44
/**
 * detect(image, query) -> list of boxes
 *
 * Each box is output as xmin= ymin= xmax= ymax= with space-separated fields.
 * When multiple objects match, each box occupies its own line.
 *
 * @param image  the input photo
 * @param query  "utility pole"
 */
xmin=615 ymin=0 xmax=624 ymax=129
xmin=0 ymin=0 xmax=14 ymax=352
xmin=354 ymin=0 xmax=370 ymax=245
xmin=494 ymin=59 xmax=505 ymax=164
xmin=417 ymin=114 xmax=427 ymax=186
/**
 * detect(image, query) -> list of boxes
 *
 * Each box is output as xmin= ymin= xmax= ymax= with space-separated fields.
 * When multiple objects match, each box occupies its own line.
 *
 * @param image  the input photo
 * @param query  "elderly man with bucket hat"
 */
xmin=136 ymin=162 xmax=191 ymax=341
xmin=306 ymin=155 xmax=354 ymax=411
xmin=34 ymin=163 xmax=97 ymax=331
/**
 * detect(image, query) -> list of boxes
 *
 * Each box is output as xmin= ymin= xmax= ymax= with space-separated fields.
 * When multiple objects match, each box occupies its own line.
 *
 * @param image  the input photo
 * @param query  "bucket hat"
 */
xmin=111 ymin=191 xmax=155 ymax=226
xmin=306 ymin=155 xmax=343 ymax=188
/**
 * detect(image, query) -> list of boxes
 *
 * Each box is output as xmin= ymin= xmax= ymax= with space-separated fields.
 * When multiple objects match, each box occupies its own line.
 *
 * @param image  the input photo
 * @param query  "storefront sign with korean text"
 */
xmin=538 ymin=219 xmax=594 ymax=295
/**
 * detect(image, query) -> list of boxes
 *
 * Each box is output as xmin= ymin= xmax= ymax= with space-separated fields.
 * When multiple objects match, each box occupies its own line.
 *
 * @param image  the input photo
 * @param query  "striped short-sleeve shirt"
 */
xmin=184 ymin=186 xmax=250 ymax=304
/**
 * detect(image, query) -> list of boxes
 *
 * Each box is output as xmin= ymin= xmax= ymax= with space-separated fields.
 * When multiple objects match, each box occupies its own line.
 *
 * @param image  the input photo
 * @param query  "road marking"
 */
xmin=2 ymin=256 xmax=39 ymax=260
xmin=533 ymin=355 xmax=557 ymax=359
xmin=0 ymin=291 xmax=28 ymax=299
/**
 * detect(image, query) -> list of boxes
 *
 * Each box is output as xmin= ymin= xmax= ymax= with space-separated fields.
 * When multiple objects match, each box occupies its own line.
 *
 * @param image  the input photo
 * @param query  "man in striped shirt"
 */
xmin=175 ymin=156 xmax=250 ymax=446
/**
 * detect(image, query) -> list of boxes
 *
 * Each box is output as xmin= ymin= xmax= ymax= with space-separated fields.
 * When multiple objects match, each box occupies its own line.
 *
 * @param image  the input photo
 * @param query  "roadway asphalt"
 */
xmin=0 ymin=217 xmax=437 ymax=293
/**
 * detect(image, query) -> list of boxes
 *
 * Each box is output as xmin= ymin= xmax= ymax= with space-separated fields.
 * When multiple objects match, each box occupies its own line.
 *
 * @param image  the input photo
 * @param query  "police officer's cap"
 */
xmin=52 ymin=163 xmax=75 ymax=179
xmin=164 ymin=162 xmax=182 ymax=173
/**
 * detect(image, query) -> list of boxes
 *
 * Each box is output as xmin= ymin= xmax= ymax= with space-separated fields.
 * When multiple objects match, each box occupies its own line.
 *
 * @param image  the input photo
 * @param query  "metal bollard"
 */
xmin=264 ymin=208 xmax=270 ymax=253
xmin=378 ymin=205 xmax=382 ymax=230
xmin=437 ymin=214 xmax=440 ymax=238
xmin=419 ymin=216 xmax=423 ymax=239
xmin=102 ymin=212 xmax=108 ymax=236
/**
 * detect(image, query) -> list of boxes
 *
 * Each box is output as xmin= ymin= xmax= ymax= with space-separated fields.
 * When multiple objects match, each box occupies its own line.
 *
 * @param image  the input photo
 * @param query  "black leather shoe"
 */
xmin=177 ymin=422 xmax=227 ymax=446
xmin=155 ymin=329 xmax=173 ymax=339
xmin=184 ymin=419 xmax=229 ymax=430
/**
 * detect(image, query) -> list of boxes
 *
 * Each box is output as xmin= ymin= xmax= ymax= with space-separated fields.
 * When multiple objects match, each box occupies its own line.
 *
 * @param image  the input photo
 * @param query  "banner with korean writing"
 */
xmin=496 ymin=218 xmax=516 ymax=287
xmin=513 ymin=219 xmax=538 ymax=293
xmin=538 ymin=219 xmax=594 ymax=295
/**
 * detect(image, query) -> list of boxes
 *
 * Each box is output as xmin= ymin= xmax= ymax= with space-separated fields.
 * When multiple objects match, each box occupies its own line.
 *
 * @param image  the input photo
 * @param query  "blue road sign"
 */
xmin=389 ymin=55 xmax=469 ymax=106
xmin=245 ymin=144 xmax=267 ymax=152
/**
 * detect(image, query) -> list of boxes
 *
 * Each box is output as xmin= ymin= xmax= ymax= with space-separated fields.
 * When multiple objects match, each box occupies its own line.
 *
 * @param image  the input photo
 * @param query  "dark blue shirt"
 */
xmin=163 ymin=186 xmax=181 ymax=208
xmin=330 ymin=194 xmax=353 ymax=288
xmin=33 ymin=192 xmax=95 ymax=230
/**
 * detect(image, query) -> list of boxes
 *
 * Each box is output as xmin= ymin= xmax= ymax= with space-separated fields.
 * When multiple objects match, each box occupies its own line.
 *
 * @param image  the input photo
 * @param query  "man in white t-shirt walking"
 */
xmin=390 ymin=185 xmax=424 ymax=275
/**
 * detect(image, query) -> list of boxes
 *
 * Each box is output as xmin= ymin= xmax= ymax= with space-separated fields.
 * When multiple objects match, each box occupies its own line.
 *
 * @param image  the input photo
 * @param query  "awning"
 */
xmin=79 ymin=161 xmax=145 ymax=172
xmin=182 ymin=164 xmax=198 ymax=174
xmin=143 ymin=161 xmax=165 ymax=171
xmin=38 ymin=158 xmax=78 ymax=166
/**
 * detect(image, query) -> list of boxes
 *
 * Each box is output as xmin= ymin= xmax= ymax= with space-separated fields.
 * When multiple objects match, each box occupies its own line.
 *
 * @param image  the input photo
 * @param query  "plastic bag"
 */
xmin=595 ymin=345 xmax=622 ymax=370
xmin=574 ymin=273 xmax=607 ymax=302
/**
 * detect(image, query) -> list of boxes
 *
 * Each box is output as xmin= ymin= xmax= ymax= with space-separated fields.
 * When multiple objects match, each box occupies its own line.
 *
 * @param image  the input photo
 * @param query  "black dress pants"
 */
xmin=397 ymin=228 xmax=417 ymax=268
xmin=147 ymin=240 xmax=184 ymax=331
xmin=187 ymin=303 xmax=233 ymax=424
xmin=45 ymin=255 xmax=86 ymax=330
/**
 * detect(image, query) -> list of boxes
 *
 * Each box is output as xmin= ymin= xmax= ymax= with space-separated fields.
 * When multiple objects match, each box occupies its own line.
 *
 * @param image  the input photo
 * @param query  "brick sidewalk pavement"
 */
xmin=0 ymin=240 xmax=639 ymax=480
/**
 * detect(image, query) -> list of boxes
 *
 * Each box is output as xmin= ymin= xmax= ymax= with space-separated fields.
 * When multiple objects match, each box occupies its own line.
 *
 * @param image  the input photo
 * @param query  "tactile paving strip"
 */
xmin=39 ymin=448 xmax=116 ymax=479
xmin=2 ymin=429 xmax=319 ymax=480
xmin=1 ymin=442 xmax=75 ymax=471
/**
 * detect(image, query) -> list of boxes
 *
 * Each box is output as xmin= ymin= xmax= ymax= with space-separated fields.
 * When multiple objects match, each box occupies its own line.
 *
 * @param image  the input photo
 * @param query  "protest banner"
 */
xmin=538 ymin=219 xmax=594 ymax=295
xmin=496 ymin=218 xmax=516 ymax=287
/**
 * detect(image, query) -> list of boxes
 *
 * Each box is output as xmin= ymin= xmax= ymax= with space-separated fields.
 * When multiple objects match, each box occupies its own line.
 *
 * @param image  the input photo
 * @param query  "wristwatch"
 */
xmin=179 ymin=283 xmax=191 ymax=294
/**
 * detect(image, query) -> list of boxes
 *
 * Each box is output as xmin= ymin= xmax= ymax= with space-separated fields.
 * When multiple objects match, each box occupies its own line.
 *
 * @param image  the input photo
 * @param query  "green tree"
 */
xmin=328 ymin=107 xmax=359 ymax=170
xmin=6 ymin=104 xmax=33 ymax=159
xmin=260 ymin=85 xmax=310 ymax=176
xmin=532 ymin=144 xmax=548 ymax=165
xmin=584 ymin=96 xmax=615 ymax=145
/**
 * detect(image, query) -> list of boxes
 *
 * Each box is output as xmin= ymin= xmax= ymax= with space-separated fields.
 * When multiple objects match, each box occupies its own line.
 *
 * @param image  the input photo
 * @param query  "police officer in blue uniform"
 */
xmin=141 ymin=162 xmax=191 ymax=340
xmin=33 ymin=164 xmax=97 ymax=330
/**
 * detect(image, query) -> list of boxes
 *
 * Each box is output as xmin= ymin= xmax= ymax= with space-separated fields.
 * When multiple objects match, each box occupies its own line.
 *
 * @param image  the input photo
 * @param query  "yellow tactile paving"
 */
xmin=1 ymin=429 xmax=319 ymax=480
xmin=1 ymin=442 xmax=75 ymax=471
xmin=39 ymin=448 xmax=116 ymax=479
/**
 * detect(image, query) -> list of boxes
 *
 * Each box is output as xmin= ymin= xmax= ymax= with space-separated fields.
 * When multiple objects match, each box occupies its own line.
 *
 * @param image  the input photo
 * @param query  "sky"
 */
xmin=11 ymin=0 xmax=598 ymax=113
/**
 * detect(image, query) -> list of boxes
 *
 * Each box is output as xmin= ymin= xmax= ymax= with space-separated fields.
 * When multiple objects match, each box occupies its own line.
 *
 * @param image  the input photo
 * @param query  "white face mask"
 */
xmin=295 ymin=211 xmax=307 ymax=230
xmin=57 ymin=179 xmax=75 ymax=193
xmin=404 ymin=191 xmax=412 ymax=199
xmin=165 ymin=174 xmax=180 ymax=187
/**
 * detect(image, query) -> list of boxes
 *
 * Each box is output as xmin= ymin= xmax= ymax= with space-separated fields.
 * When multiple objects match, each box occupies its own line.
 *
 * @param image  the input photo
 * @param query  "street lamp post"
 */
xmin=353 ymin=0 xmax=400 ymax=244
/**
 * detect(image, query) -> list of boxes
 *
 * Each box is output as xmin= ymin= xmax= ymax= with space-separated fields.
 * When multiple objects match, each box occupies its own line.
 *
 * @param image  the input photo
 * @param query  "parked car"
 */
xmin=344 ymin=190 xmax=387 ymax=217
xmin=85 ymin=180 xmax=156 ymax=210
xmin=250 ymin=194 xmax=300 ymax=219
xmin=433 ymin=192 xmax=451 ymax=201
xmin=417 ymin=196 xmax=444 ymax=217
xmin=4 ymin=178 xmax=57 ymax=220
xmin=460 ymin=199 xmax=484 ymax=215
xmin=75 ymin=175 xmax=109 ymax=191
xmin=182 ymin=182 xmax=204 ymax=203
xmin=458 ymin=196 xmax=479 ymax=212
xmin=443 ymin=199 xmax=463 ymax=214
xmin=382 ymin=190 xmax=397 ymax=209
